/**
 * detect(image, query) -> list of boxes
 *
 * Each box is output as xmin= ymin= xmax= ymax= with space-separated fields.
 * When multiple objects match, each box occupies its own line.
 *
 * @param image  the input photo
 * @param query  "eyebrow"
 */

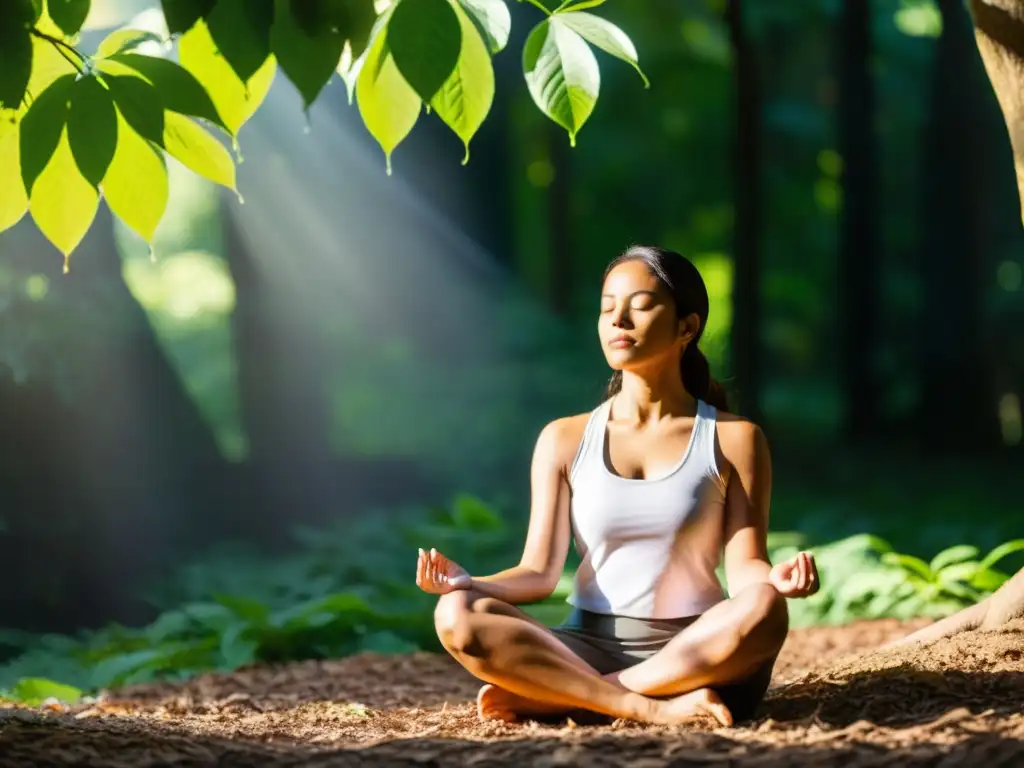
xmin=601 ymin=290 xmax=658 ymax=299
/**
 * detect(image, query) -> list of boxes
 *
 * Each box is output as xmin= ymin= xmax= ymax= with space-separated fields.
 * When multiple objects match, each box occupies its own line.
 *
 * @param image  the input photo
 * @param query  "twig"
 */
xmin=518 ymin=0 xmax=552 ymax=16
xmin=29 ymin=28 xmax=86 ymax=75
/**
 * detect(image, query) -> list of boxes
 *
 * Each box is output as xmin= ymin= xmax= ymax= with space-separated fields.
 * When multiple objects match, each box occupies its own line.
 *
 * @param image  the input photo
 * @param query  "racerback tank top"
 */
xmin=567 ymin=398 xmax=728 ymax=619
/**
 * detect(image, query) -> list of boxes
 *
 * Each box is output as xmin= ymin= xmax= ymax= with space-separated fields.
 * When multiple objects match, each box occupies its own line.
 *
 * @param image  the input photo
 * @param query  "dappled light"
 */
xmin=1 ymin=0 xmax=1024 ymax=765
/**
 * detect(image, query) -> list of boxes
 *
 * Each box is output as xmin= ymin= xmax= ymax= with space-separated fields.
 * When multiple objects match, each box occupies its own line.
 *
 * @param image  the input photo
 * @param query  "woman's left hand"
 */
xmin=769 ymin=551 xmax=819 ymax=598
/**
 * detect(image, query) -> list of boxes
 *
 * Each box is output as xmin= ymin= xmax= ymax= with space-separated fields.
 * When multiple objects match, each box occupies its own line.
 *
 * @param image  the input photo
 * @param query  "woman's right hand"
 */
xmin=416 ymin=548 xmax=472 ymax=594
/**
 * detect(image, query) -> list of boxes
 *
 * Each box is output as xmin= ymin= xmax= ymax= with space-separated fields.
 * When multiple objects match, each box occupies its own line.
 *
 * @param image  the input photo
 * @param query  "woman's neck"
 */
xmin=615 ymin=367 xmax=694 ymax=423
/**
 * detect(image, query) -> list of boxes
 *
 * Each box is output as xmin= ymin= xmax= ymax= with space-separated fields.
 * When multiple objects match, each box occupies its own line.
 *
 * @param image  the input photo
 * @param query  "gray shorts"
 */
xmin=551 ymin=607 xmax=776 ymax=722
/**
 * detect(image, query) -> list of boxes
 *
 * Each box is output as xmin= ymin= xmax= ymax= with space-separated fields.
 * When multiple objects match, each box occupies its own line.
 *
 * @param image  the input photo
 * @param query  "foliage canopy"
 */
xmin=0 ymin=0 xmax=647 ymax=267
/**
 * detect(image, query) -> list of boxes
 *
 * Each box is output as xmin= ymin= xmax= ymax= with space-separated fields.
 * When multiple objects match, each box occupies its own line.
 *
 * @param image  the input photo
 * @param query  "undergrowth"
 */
xmin=0 ymin=495 xmax=1020 ymax=706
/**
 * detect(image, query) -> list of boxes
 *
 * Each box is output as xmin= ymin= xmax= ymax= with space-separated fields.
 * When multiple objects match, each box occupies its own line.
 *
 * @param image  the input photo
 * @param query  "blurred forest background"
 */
xmin=1 ymin=0 xmax=1023 ymax=692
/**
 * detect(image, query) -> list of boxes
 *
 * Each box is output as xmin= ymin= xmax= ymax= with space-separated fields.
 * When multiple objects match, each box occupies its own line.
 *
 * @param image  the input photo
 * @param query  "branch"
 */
xmin=29 ymin=28 xmax=86 ymax=75
xmin=518 ymin=0 xmax=552 ymax=16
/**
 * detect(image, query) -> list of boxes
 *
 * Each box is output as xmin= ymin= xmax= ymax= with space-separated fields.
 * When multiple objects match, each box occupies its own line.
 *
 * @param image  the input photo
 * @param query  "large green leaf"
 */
xmin=556 ymin=10 xmax=649 ymax=87
xmin=290 ymin=0 xmax=376 ymax=59
xmin=19 ymin=73 xmax=75 ymax=195
xmin=206 ymin=0 xmax=275 ymax=84
xmin=356 ymin=15 xmax=421 ymax=174
xmin=103 ymin=53 xmax=229 ymax=135
xmin=48 ymin=0 xmax=91 ymax=37
xmin=103 ymin=73 xmax=165 ymax=144
xmin=458 ymin=0 xmax=510 ymax=54
xmin=929 ymin=545 xmax=979 ymax=573
xmin=95 ymin=28 xmax=164 ymax=58
xmin=978 ymin=539 xmax=1024 ymax=572
xmin=67 ymin=75 xmax=118 ymax=187
xmin=179 ymin=19 xmax=276 ymax=134
xmin=387 ymin=0 xmax=462 ymax=103
xmin=28 ymin=127 xmax=100 ymax=265
xmin=881 ymin=552 xmax=935 ymax=582
xmin=161 ymin=0 xmax=216 ymax=34
xmin=0 ymin=27 xmax=32 ymax=110
xmin=162 ymin=111 xmax=236 ymax=190
xmin=271 ymin=0 xmax=344 ymax=108
xmin=103 ymin=108 xmax=168 ymax=242
xmin=522 ymin=18 xmax=600 ymax=146
xmin=431 ymin=0 xmax=494 ymax=163
xmin=0 ymin=117 xmax=28 ymax=232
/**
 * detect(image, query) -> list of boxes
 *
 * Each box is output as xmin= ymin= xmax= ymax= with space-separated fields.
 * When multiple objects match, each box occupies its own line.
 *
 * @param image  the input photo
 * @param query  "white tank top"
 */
xmin=567 ymin=398 xmax=728 ymax=619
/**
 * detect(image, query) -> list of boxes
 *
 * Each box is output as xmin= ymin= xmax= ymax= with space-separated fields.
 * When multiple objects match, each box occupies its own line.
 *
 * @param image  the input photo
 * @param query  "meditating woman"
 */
xmin=415 ymin=246 xmax=819 ymax=726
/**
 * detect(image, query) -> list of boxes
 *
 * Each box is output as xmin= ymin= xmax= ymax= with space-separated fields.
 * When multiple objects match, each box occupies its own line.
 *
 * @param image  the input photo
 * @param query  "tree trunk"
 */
xmin=837 ymin=0 xmax=879 ymax=439
xmin=725 ymin=0 xmax=762 ymax=420
xmin=969 ymin=0 xmax=1024 ymax=226
xmin=915 ymin=0 xmax=1001 ymax=451
xmin=548 ymin=121 xmax=572 ymax=315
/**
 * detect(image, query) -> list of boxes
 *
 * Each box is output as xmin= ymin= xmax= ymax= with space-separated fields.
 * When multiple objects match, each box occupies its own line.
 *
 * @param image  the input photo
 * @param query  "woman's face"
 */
xmin=599 ymin=260 xmax=690 ymax=372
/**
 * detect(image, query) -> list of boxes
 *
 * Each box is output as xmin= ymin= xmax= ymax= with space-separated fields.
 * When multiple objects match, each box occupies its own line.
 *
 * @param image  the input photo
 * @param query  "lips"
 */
xmin=609 ymin=335 xmax=636 ymax=349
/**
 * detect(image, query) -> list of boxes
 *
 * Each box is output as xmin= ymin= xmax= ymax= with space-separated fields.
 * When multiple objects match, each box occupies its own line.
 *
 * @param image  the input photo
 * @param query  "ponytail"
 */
xmin=681 ymin=343 xmax=729 ymax=412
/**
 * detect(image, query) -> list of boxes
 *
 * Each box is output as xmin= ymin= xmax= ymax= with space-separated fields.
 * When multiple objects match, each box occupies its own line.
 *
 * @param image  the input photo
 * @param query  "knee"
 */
xmin=433 ymin=591 xmax=507 ymax=656
xmin=742 ymin=582 xmax=789 ymax=648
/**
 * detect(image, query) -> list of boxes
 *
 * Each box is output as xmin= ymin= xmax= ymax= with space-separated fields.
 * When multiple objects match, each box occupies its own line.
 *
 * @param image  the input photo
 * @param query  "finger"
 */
xmin=797 ymin=553 xmax=808 ymax=587
xmin=416 ymin=549 xmax=425 ymax=586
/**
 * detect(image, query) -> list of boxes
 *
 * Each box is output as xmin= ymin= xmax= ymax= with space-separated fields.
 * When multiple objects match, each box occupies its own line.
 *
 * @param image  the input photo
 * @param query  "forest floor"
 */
xmin=1 ymin=618 xmax=1023 ymax=766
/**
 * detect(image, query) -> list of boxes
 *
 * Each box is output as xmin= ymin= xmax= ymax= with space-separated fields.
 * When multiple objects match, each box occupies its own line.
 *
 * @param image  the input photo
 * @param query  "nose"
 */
xmin=611 ymin=302 xmax=632 ymax=329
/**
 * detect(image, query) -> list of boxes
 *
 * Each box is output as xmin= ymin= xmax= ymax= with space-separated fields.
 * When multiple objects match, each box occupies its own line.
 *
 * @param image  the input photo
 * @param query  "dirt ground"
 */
xmin=2 ymin=617 xmax=1023 ymax=767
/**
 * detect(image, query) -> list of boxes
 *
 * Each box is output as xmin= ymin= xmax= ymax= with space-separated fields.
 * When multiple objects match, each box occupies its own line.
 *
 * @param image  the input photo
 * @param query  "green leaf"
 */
xmin=67 ymin=75 xmax=117 ymax=187
xmin=936 ymin=561 xmax=980 ymax=585
xmin=206 ymin=0 xmax=275 ymax=84
xmin=48 ymin=0 xmax=91 ymax=37
xmin=28 ymin=127 xmax=100 ymax=265
xmin=214 ymin=593 xmax=271 ymax=622
xmin=930 ymin=545 xmax=980 ymax=573
xmin=161 ymin=0 xmax=216 ymax=34
xmin=271 ymin=0 xmax=344 ymax=108
xmin=103 ymin=54 xmax=229 ymax=134
xmin=219 ymin=623 xmax=258 ymax=669
xmin=91 ymin=649 xmax=163 ymax=688
xmin=970 ymin=568 xmax=1010 ymax=592
xmin=881 ymin=552 xmax=935 ymax=582
xmin=431 ymin=0 xmax=494 ymax=163
xmin=357 ymin=17 xmax=421 ymax=174
xmin=11 ymin=678 xmax=83 ymax=706
xmin=0 ymin=119 xmax=28 ymax=232
xmin=556 ymin=10 xmax=649 ymax=87
xmin=978 ymin=539 xmax=1024 ymax=572
xmin=19 ymin=74 xmax=75 ymax=194
xmin=522 ymin=18 xmax=599 ymax=146
xmin=103 ymin=107 xmax=168 ymax=242
xmin=179 ymin=19 xmax=276 ymax=134
xmin=24 ymin=24 xmax=78 ymax=102
xmin=290 ymin=0 xmax=377 ymax=58
xmin=0 ymin=28 xmax=32 ymax=110
xmin=451 ymin=494 xmax=502 ymax=530
xmin=96 ymin=28 xmax=163 ymax=58
xmin=458 ymin=0 xmax=510 ymax=54
xmin=103 ymin=73 xmax=165 ymax=144
xmin=388 ymin=0 xmax=462 ymax=103
xmin=162 ymin=111 xmax=236 ymax=190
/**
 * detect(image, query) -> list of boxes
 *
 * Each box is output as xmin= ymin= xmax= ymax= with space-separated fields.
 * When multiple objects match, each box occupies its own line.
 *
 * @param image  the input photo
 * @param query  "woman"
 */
xmin=416 ymin=246 xmax=819 ymax=727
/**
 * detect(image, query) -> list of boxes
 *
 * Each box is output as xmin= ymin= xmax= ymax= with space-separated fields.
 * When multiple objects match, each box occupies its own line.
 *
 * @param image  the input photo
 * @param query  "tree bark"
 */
xmin=725 ymin=0 xmax=762 ymax=420
xmin=837 ymin=0 xmax=879 ymax=439
xmin=969 ymin=0 xmax=1024 ymax=226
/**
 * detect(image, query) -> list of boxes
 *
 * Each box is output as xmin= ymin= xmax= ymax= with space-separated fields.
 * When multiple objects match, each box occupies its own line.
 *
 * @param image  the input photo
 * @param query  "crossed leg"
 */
xmin=434 ymin=582 xmax=788 ymax=726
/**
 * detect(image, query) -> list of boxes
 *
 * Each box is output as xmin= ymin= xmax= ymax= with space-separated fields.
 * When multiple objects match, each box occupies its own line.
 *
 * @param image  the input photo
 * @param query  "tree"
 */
xmin=725 ymin=0 xmax=761 ymax=420
xmin=0 ymin=0 xmax=648 ymax=268
xmin=837 ymin=0 xmax=879 ymax=439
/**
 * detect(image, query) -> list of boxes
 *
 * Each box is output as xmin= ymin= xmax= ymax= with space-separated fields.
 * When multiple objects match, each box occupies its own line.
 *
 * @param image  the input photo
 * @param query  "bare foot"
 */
xmin=476 ymin=684 xmax=573 ymax=723
xmin=652 ymin=688 xmax=733 ymax=727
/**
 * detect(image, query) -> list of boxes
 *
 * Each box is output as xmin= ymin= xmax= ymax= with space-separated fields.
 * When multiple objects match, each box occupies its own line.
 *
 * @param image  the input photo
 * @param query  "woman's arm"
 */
xmin=719 ymin=419 xmax=818 ymax=599
xmin=468 ymin=417 xmax=581 ymax=604
xmin=720 ymin=420 xmax=775 ymax=596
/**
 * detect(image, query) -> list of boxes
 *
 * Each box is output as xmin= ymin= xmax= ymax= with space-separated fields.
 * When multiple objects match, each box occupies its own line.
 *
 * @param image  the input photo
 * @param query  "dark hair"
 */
xmin=603 ymin=245 xmax=729 ymax=411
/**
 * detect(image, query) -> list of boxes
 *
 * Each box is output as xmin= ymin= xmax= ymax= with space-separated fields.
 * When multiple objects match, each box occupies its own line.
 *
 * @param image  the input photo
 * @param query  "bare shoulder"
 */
xmin=535 ymin=412 xmax=593 ymax=475
xmin=714 ymin=412 xmax=769 ymax=470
